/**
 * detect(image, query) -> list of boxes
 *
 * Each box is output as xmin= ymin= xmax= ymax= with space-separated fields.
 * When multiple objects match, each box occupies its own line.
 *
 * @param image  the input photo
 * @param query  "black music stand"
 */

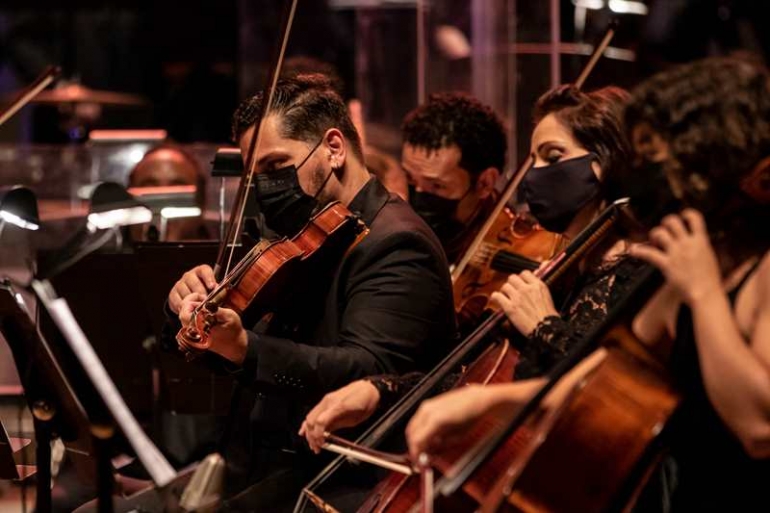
xmin=0 ymin=278 xmax=178 ymax=512
xmin=39 ymin=242 xmax=237 ymax=423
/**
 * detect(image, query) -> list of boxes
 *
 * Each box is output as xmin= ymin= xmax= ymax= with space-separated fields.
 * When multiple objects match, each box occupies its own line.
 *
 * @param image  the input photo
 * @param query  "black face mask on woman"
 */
xmin=520 ymin=153 xmax=601 ymax=234
xmin=253 ymin=139 xmax=330 ymax=237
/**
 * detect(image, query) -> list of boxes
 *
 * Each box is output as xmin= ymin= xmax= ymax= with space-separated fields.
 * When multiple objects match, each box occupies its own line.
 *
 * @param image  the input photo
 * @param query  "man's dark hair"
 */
xmin=281 ymin=56 xmax=345 ymax=96
xmin=401 ymin=92 xmax=507 ymax=177
xmin=534 ymin=85 xmax=632 ymax=201
xmin=625 ymin=57 xmax=770 ymax=191
xmin=231 ymin=73 xmax=363 ymax=161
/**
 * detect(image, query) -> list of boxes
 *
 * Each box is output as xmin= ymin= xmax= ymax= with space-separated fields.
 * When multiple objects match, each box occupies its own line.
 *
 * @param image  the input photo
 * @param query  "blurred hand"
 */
xmin=405 ymin=385 xmax=499 ymax=460
xmin=490 ymin=270 xmax=558 ymax=336
xmin=168 ymin=265 xmax=217 ymax=314
xmin=300 ymin=380 xmax=381 ymax=454
xmin=630 ymin=209 xmax=722 ymax=305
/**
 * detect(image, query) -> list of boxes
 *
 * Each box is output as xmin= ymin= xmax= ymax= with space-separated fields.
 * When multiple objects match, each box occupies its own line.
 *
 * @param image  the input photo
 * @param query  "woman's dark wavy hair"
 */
xmin=624 ymin=57 xmax=770 ymax=192
xmin=533 ymin=85 xmax=632 ymax=202
xmin=625 ymin=57 xmax=770 ymax=258
xmin=401 ymin=92 xmax=507 ymax=178
xmin=231 ymin=73 xmax=363 ymax=162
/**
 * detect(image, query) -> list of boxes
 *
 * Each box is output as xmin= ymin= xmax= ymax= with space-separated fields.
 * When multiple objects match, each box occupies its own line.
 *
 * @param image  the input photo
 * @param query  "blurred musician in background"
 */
xmin=301 ymin=84 xmax=642 ymax=452
xmin=128 ymin=144 xmax=211 ymax=241
xmin=163 ymin=74 xmax=456 ymax=510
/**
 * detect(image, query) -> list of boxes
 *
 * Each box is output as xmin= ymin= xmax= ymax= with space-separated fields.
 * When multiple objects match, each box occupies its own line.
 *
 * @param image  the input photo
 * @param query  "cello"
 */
xmin=431 ymin=265 xmax=678 ymax=513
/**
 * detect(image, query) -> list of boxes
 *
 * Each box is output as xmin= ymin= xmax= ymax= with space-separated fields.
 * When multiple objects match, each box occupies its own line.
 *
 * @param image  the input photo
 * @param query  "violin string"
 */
xmin=222 ymin=0 xmax=299 ymax=280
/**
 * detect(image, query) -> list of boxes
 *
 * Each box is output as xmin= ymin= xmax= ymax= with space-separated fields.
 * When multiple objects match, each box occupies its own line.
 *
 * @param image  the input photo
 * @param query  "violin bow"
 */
xmin=0 ymin=66 xmax=61 ymax=127
xmin=213 ymin=0 xmax=299 ymax=281
xmin=450 ymin=20 xmax=618 ymax=283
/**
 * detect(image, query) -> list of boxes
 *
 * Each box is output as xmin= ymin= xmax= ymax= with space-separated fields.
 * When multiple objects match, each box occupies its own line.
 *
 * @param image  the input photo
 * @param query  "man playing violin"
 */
xmin=164 ymin=74 xmax=456 ymax=509
xmin=400 ymin=92 xmax=507 ymax=265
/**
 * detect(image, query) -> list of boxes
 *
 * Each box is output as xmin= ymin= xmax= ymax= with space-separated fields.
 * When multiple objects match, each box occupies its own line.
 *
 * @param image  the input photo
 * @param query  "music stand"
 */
xmin=0 ymin=419 xmax=35 ymax=481
xmin=0 ymin=278 xmax=177 ymax=512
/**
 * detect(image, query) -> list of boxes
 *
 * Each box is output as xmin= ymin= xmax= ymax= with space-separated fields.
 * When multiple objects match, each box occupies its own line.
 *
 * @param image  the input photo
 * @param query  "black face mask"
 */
xmin=253 ymin=139 xmax=329 ymax=237
xmin=623 ymin=160 xmax=683 ymax=229
xmin=520 ymin=153 xmax=601 ymax=234
xmin=408 ymin=184 xmax=472 ymax=246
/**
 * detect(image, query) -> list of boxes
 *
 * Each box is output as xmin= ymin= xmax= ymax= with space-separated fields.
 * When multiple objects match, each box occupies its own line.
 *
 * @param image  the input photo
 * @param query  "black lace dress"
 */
xmin=368 ymin=255 xmax=648 ymax=410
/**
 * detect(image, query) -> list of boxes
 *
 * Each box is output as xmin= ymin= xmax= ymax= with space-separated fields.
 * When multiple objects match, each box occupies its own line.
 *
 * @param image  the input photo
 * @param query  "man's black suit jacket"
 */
xmin=166 ymin=178 xmax=456 ymax=495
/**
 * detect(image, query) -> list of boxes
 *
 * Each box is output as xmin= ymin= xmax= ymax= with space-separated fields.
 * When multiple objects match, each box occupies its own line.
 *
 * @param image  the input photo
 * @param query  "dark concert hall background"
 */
xmin=0 ymin=0 xmax=768 ymax=509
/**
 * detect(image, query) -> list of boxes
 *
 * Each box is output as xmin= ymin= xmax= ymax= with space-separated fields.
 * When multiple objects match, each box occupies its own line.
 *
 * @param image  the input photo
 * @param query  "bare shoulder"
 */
xmin=737 ymin=251 xmax=770 ymax=347
xmin=756 ymin=252 xmax=770 ymax=299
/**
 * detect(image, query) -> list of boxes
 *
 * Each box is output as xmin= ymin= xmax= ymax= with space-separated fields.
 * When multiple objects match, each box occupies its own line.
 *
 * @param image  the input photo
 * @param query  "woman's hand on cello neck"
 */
xmin=490 ymin=270 xmax=559 ymax=336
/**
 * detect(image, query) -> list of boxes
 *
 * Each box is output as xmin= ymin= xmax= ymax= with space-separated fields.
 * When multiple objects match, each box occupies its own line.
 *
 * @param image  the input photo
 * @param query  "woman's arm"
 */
xmin=631 ymin=210 xmax=770 ymax=458
xmin=689 ymin=257 xmax=770 ymax=458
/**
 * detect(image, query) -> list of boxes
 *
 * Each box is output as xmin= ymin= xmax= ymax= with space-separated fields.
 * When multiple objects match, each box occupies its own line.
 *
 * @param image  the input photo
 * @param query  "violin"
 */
xmin=453 ymin=209 xmax=561 ymax=333
xmin=177 ymin=201 xmax=366 ymax=358
xmin=449 ymin=22 xmax=619 ymax=333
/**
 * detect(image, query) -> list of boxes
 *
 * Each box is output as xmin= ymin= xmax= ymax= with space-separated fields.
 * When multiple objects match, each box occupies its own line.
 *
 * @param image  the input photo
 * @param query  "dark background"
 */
xmin=1 ymin=0 xmax=769 ymax=145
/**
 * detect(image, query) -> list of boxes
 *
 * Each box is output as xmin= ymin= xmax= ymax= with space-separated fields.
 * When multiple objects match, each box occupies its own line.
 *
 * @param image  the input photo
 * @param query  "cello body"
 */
xmin=481 ymin=327 xmax=679 ymax=512
xmin=356 ymin=338 xmax=519 ymax=513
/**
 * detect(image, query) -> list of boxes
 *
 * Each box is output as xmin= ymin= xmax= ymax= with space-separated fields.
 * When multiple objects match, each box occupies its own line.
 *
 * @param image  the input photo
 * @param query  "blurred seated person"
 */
xmin=127 ymin=144 xmax=212 ymax=241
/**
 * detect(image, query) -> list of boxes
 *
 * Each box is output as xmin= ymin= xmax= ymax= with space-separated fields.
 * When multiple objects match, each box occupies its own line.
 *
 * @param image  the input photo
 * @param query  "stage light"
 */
xmin=572 ymin=0 xmax=605 ymax=10
xmin=160 ymin=207 xmax=202 ymax=219
xmin=0 ymin=186 xmax=40 ymax=233
xmin=608 ymin=0 xmax=648 ymax=15
xmin=85 ymin=182 xmax=152 ymax=231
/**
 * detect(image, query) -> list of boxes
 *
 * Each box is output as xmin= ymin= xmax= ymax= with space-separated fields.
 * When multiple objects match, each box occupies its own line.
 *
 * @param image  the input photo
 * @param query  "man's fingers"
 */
xmin=194 ymin=265 xmax=217 ymax=290
xmin=183 ymin=274 xmax=208 ymax=296
xmin=169 ymin=291 xmax=183 ymax=314
xmin=175 ymin=282 xmax=193 ymax=300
